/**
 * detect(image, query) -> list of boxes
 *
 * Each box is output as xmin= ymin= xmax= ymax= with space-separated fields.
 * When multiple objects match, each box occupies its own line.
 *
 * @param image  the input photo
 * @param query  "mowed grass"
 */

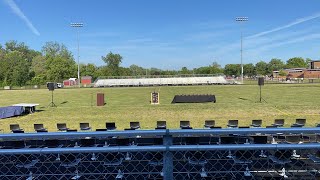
xmin=0 ymin=83 xmax=319 ymax=133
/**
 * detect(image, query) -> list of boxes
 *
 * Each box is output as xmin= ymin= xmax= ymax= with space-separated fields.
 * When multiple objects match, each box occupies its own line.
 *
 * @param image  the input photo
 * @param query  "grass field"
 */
xmin=0 ymin=83 xmax=320 ymax=133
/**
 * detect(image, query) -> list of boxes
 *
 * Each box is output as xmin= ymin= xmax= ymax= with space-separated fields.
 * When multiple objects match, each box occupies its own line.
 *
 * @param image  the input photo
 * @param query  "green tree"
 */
xmin=119 ymin=67 xmax=131 ymax=76
xmin=224 ymin=64 xmax=240 ymax=76
xmin=2 ymin=51 xmax=30 ymax=86
xmin=42 ymin=42 xmax=77 ymax=82
xmin=267 ymin=58 xmax=284 ymax=73
xmin=80 ymin=63 xmax=99 ymax=79
xmin=306 ymin=58 xmax=312 ymax=68
xmin=129 ymin=64 xmax=145 ymax=76
xmin=5 ymin=40 xmax=40 ymax=63
xmin=149 ymin=68 xmax=161 ymax=75
xmin=46 ymin=56 xmax=77 ymax=82
xmin=210 ymin=61 xmax=223 ymax=74
xmin=278 ymin=70 xmax=287 ymax=76
xmin=42 ymin=41 xmax=72 ymax=59
xmin=255 ymin=61 xmax=268 ymax=75
xmin=194 ymin=66 xmax=211 ymax=74
xmin=243 ymin=63 xmax=255 ymax=77
xmin=195 ymin=62 xmax=223 ymax=75
xmin=30 ymin=55 xmax=47 ymax=85
xmin=286 ymin=57 xmax=308 ymax=68
xmin=180 ymin=67 xmax=190 ymax=74
xmin=101 ymin=52 xmax=123 ymax=76
xmin=0 ymin=45 xmax=6 ymax=84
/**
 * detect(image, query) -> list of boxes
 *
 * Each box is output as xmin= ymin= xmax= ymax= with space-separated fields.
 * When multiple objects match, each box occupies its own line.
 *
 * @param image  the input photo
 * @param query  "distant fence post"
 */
xmin=163 ymin=129 xmax=173 ymax=180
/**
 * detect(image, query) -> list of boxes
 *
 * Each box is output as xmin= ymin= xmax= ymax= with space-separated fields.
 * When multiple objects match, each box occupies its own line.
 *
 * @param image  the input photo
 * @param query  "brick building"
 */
xmin=81 ymin=76 xmax=92 ymax=86
xmin=273 ymin=60 xmax=320 ymax=78
xmin=310 ymin=60 xmax=320 ymax=69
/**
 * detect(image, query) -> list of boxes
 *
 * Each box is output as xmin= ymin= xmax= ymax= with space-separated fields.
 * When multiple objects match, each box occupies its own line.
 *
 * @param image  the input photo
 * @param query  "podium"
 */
xmin=97 ymin=93 xmax=105 ymax=106
xmin=150 ymin=92 xmax=159 ymax=105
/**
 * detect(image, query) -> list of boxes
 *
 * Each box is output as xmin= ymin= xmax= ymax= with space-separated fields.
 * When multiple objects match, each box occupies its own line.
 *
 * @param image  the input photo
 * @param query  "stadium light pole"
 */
xmin=70 ymin=22 xmax=83 ymax=88
xmin=235 ymin=17 xmax=248 ymax=84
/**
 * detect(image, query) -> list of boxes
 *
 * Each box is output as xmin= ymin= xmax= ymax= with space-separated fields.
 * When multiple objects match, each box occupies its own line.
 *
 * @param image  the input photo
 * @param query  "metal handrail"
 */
xmin=0 ymin=128 xmax=319 ymax=140
xmin=0 ymin=143 xmax=319 ymax=155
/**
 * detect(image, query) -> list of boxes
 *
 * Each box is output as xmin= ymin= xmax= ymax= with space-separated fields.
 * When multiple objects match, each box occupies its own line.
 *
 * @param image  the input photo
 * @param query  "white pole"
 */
xmin=235 ymin=17 xmax=248 ymax=84
xmin=76 ymin=28 xmax=80 ymax=88
xmin=70 ymin=23 xmax=83 ymax=88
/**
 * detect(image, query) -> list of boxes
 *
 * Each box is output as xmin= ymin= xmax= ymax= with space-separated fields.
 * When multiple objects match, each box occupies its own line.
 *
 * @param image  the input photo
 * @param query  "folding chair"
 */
xmin=147 ymin=152 xmax=163 ymax=179
xmin=180 ymin=120 xmax=192 ymax=129
xmin=103 ymin=153 xmax=125 ymax=179
xmin=80 ymin=123 xmax=91 ymax=131
xmin=61 ymin=158 xmax=81 ymax=168
xmin=10 ymin=124 xmax=24 ymax=133
xmin=57 ymin=123 xmax=68 ymax=131
xmin=34 ymin=124 xmax=47 ymax=132
xmin=227 ymin=150 xmax=252 ymax=178
xmin=250 ymin=120 xmax=262 ymax=128
xmin=16 ymin=159 xmax=39 ymax=168
xmin=272 ymin=119 xmax=284 ymax=127
xmin=285 ymin=135 xmax=302 ymax=158
xmin=156 ymin=121 xmax=166 ymax=129
xmin=227 ymin=120 xmax=238 ymax=128
xmin=106 ymin=122 xmax=117 ymax=130
xmin=204 ymin=120 xmax=215 ymax=128
xmin=285 ymin=135 xmax=302 ymax=144
xmin=291 ymin=118 xmax=306 ymax=127
xmin=185 ymin=151 xmax=208 ymax=178
xmin=128 ymin=122 xmax=140 ymax=130
xmin=308 ymin=154 xmax=320 ymax=163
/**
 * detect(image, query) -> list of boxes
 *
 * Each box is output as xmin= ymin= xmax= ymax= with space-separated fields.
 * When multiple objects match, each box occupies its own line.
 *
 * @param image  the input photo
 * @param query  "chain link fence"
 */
xmin=0 ymin=128 xmax=319 ymax=179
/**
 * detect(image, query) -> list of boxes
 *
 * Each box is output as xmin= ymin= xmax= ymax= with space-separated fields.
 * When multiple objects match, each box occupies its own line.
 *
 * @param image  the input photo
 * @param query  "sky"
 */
xmin=1 ymin=0 xmax=320 ymax=69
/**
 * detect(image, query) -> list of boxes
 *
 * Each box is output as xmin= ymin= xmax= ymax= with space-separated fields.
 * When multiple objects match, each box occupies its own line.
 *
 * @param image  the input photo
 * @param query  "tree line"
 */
xmin=0 ymin=40 xmax=312 ymax=86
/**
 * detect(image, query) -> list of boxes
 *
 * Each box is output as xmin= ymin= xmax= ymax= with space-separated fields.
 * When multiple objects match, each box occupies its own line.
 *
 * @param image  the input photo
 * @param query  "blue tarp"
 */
xmin=0 ymin=106 xmax=24 ymax=119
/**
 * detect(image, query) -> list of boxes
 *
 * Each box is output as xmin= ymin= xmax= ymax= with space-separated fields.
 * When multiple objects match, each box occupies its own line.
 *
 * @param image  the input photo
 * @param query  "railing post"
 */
xmin=163 ymin=129 xmax=173 ymax=180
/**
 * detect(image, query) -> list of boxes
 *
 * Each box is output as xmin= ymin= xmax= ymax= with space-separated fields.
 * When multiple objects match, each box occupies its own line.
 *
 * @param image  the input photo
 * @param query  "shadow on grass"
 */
xmin=239 ymin=97 xmax=249 ymax=101
xmin=61 ymin=101 xmax=68 ymax=104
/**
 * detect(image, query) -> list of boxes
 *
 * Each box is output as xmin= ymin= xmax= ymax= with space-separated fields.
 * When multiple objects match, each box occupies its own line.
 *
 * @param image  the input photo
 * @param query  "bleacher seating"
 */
xmin=0 ymin=119 xmax=319 ymax=179
xmin=94 ymin=76 xmax=230 ymax=87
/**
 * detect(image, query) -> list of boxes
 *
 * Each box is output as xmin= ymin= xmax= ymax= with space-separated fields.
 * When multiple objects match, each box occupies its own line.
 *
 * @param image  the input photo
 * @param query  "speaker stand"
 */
xmin=48 ymin=91 xmax=57 ymax=107
xmin=258 ymin=85 xmax=267 ymax=103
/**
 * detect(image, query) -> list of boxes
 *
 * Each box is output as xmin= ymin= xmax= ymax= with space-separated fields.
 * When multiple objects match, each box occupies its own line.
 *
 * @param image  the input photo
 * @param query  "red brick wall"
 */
xmin=304 ymin=70 xmax=320 ymax=78
xmin=287 ymin=71 xmax=304 ymax=78
xmin=313 ymin=62 xmax=320 ymax=69
xmin=81 ymin=79 xmax=92 ymax=85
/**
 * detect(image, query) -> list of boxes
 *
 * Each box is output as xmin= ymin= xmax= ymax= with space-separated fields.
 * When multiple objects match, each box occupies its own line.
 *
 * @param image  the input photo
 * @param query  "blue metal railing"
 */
xmin=0 ymin=128 xmax=319 ymax=180
xmin=0 ymin=127 xmax=319 ymax=140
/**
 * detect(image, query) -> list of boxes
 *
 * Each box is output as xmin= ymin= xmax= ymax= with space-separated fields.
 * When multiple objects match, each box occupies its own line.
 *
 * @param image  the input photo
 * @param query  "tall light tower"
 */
xmin=70 ymin=22 xmax=83 ymax=88
xmin=235 ymin=17 xmax=248 ymax=84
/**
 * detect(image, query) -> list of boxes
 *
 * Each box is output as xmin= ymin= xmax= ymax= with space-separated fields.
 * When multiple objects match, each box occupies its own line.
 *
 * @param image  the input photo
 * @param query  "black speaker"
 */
xmin=48 ymin=82 xmax=55 ymax=91
xmin=258 ymin=77 xmax=264 ymax=86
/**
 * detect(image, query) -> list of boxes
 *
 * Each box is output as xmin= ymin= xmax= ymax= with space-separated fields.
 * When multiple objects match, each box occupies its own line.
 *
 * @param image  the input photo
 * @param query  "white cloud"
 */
xmin=248 ymin=33 xmax=320 ymax=54
xmin=4 ymin=0 xmax=40 ymax=36
xmin=210 ymin=16 xmax=320 ymax=59
xmin=247 ymin=12 xmax=320 ymax=39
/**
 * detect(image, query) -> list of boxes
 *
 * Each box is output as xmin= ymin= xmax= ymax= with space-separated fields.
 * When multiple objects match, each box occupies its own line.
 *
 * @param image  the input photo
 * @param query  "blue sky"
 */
xmin=1 ymin=0 xmax=320 ymax=69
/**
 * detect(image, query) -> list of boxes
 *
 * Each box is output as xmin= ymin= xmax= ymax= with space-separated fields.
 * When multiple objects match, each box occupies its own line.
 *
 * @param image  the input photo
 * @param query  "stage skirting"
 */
xmin=0 ymin=106 xmax=24 ymax=119
xmin=171 ymin=95 xmax=216 ymax=103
